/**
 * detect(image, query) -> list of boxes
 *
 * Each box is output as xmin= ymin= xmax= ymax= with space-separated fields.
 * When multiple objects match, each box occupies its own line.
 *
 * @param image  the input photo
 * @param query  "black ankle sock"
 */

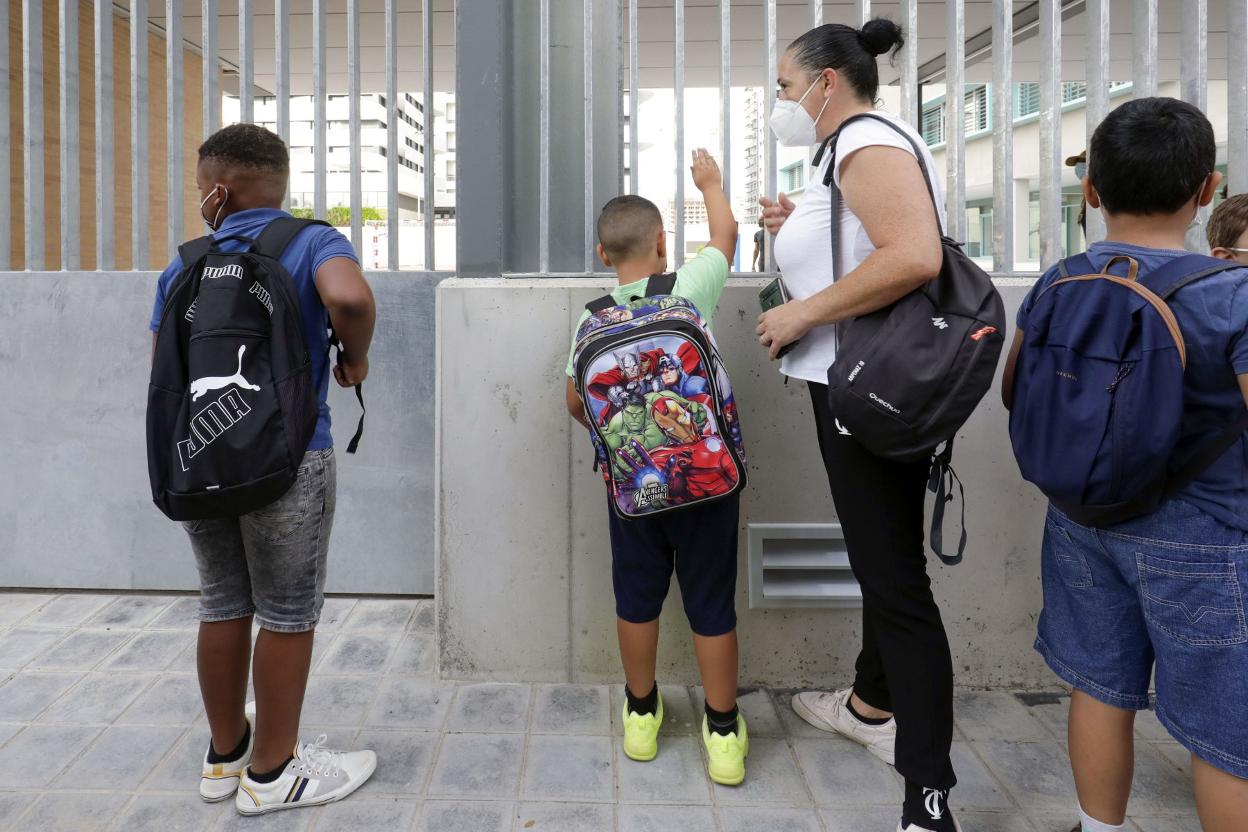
xmin=626 ymin=684 xmax=659 ymax=716
xmin=207 ymin=720 xmax=251 ymax=764
xmin=705 ymin=702 xmax=740 ymax=736
xmin=847 ymin=696 xmax=891 ymax=726
xmin=903 ymin=780 xmax=956 ymax=832
xmin=248 ymin=755 xmax=293 ymax=784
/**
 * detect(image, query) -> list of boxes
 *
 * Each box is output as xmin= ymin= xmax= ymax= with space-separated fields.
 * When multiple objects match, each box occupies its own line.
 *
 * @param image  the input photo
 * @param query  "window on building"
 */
xmin=447 ymin=131 xmax=456 ymax=151
xmin=964 ymin=85 xmax=989 ymax=135
xmin=780 ymin=162 xmax=805 ymax=192
xmin=1014 ymin=83 xmax=1040 ymax=120
xmin=921 ymin=101 xmax=944 ymax=147
xmin=379 ymin=95 xmax=387 ymax=107
xmin=447 ymin=103 xmax=456 ymax=122
xmin=1061 ymin=82 xmax=1088 ymax=105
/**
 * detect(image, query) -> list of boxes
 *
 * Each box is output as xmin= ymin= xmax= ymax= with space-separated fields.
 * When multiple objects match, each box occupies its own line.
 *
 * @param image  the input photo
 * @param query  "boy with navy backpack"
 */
xmin=149 ymin=124 xmax=378 ymax=816
xmin=564 ymin=149 xmax=750 ymax=785
xmin=1004 ymin=98 xmax=1248 ymax=831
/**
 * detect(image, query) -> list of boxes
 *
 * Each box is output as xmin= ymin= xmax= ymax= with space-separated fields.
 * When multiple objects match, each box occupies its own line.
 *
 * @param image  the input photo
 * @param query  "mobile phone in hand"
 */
xmin=758 ymin=277 xmax=798 ymax=358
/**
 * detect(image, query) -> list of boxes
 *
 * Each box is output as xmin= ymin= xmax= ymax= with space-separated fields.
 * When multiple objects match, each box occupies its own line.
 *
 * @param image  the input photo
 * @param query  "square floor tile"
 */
xmin=0 ymin=629 xmax=67 ymax=670
xmin=955 ymin=692 xmax=1052 ymax=742
xmin=719 ymin=806 xmax=823 ymax=832
xmin=792 ymin=736 xmax=900 ymax=807
xmin=140 ymin=730 xmax=210 ymax=793
xmin=103 ymin=630 xmax=196 ymax=671
xmin=0 ymin=722 xmax=22 ymax=747
xmin=116 ymin=673 xmax=203 ymax=725
xmin=618 ymin=805 xmax=717 ymax=832
xmin=951 ymin=741 xmax=1013 ymax=811
xmin=86 ymin=595 xmax=174 ymax=629
xmin=353 ymin=730 xmax=440 ymax=796
xmin=0 ymin=593 xmax=55 ymax=627
xmin=0 ymin=672 xmax=84 ymax=721
xmin=28 ymin=629 xmax=134 ymax=671
xmin=316 ymin=632 xmax=401 ymax=674
xmin=342 ymin=599 xmax=417 ymax=631
xmin=0 ymin=725 xmax=102 ymax=787
xmin=0 ymin=791 xmax=37 ymax=832
xmin=531 ymin=685 xmax=611 ymax=735
xmin=301 ymin=797 xmax=418 ymax=829
xmin=615 ymin=735 xmax=711 ymax=804
xmin=973 ymin=740 xmax=1077 ymax=811
xmin=214 ymin=806 xmax=313 ymax=831
xmin=315 ymin=597 xmax=358 ymax=631
xmin=427 ymin=733 xmax=524 ymax=799
xmin=54 ymin=724 xmax=184 ymax=789
xmin=365 ymin=678 xmax=453 ymax=730
xmin=415 ymin=800 xmax=512 ymax=832
xmin=301 ymin=675 xmax=382 ymax=727
xmin=522 ymin=734 xmax=614 ymax=802
xmin=147 ymin=597 xmax=203 ymax=631
xmin=819 ymin=806 xmax=901 ymax=831
xmin=387 ymin=633 xmax=436 ymax=674
xmin=1125 ymin=743 xmax=1198 ymax=814
xmin=410 ymin=600 xmax=435 ymax=634
xmin=16 ymin=792 xmax=128 ymax=832
xmin=37 ymin=673 xmax=155 ymax=725
xmin=109 ymin=794 xmax=229 ymax=832
xmin=446 ymin=684 xmax=531 ymax=733
xmin=714 ymin=737 xmax=810 ymax=806
xmin=514 ymin=803 xmax=614 ymax=832
xmin=23 ymin=595 xmax=113 ymax=629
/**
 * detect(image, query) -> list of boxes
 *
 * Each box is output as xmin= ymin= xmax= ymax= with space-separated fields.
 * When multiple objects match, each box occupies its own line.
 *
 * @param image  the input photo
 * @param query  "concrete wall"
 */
xmin=0 ymin=271 xmax=441 ymax=594
xmin=437 ymin=278 xmax=1053 ymax=690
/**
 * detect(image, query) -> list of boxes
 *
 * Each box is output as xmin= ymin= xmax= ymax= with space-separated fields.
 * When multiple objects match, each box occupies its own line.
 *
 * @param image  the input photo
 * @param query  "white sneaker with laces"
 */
xmin=200 ymin=701 xmax=257 ymax=802
xmin=791 ymin=688 xmax=896 ymax=766
xmin=235 ymin=735 xmax=377 ymax=816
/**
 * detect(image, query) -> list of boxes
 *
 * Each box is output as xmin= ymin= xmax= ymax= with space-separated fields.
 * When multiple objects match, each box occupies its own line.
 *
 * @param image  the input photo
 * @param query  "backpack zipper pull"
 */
xmin=1107 ymin=362 xmax=1135 ymax=394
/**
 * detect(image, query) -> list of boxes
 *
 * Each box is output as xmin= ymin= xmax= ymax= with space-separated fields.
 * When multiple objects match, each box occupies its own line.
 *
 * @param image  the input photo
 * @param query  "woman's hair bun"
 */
xmin=858 ymin=18 xmax=904 ymax=58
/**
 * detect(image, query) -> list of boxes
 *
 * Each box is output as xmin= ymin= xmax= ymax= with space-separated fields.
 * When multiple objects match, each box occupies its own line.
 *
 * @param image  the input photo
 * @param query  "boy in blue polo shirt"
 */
xmin=150 ymin=124 xmax=378 ymax=816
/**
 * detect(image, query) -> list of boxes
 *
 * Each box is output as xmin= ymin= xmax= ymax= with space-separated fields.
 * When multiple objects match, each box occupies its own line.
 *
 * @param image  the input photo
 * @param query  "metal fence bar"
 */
xmin=276 ymin=0 xmax=290 ymax=211
xmin=348 ymin=0 xmax=362 ymax=252
xmin=856 ymin=0 xmax=870 ymax=27
xmin=765 ymin=0 xmax=777 ymax=271
xmin=202 ymin=0 xmax=218 ymax=137
xmin=628 ymin=0 xmax=638 ymax=194
xmin=616 ymin=0 xmax=625 ymax=194
xmin=991 ymin=0 xmax=1012 ymax=273
xmin=423 ymin=0 xmax=434 ymax=267
xmin=1230 ymin=2 xmax=1248 ymax=195
xmin=674 ymin=0 xmax=685 ymax=267
xmin=1132 ymin=0 xmax=1157 ymax=97
xmin=1182 ymin=0 xmax=1208 ymax=253
xmin=0 ymin=0 xmax=8 ymax=268
xmin=239 ymin=0 xmax=253 ymax=123
xmin=22 ymin=0 xmax=42 ymax=270
xmin=720 ymin=0 xmax=731 ymax=207
xmin=60 ymin=0 xmax=80 ymax=270
xmin=583 ymin=0 xmax=595 ymax=273
xmin=1038 ymin=0 xmax=1062 ymax=268
xmin=94 ymin=1 xmax=112 ymax=270
xmin=1181 ymin=0 xmax=1208 ymax=111
xmin=539 ymin=0 xmax=550 ymax=272
xmin=386 ymin=0 xmax=398 ymax=269
xmin=131 ymin=0 xmax=148 ymax=270
xmin=166 ymin=0 xmax=183 ymax=257
xmin=944 ymin=0 xmax=965 ymax=243
xmin=1084 ymin=0 xmax=1109 ymax=243
xmin=810 ymin=0 xmax=822 ymax=28
xmin=898 ymin=0 xmax=918 ymax=127
xmin=313 ymin=0 xmax=326 ymax=219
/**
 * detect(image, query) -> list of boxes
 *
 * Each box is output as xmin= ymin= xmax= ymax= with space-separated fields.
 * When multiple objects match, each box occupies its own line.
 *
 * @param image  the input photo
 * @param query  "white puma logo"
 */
xmin=835 ymin=418 xmax=852 ymax=436
xmin=190 ymin=344 xmax=262 ymax=402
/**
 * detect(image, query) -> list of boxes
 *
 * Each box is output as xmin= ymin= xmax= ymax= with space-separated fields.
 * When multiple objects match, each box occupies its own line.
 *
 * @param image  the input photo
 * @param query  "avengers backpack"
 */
xmin=571 ymin=273 xmax=747 ymax=519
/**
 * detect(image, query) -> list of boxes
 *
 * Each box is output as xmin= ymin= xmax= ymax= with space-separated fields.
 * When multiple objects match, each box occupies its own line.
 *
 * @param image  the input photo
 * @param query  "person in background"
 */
xmin=1208 ymin=192 xmax=1248 ymax=267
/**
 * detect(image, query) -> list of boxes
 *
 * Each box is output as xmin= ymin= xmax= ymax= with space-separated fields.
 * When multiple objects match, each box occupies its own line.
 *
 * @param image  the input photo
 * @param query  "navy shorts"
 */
xmin=607 ymin=493 xmax=739 ymax=637
xmin=1036 ymin=499 xmax=1248 ymax=778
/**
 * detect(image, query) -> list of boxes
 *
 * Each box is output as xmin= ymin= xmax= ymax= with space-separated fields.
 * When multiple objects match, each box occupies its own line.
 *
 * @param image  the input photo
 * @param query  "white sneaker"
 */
xmin=791 ymin=688 xmax=896 ymax=766
xmin=200 ymin=701 xmax=257 ymax=802
xmin=235 ymin=735 xmax=377 ymax=816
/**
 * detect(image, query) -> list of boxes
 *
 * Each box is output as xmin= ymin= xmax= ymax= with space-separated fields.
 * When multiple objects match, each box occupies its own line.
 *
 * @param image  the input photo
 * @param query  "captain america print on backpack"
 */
xmin=572 ymin=273 xmax=747 ymax=520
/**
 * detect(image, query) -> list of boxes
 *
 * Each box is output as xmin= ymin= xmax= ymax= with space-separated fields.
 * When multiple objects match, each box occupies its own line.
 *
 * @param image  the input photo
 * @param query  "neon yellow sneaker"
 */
xmin=621 ymin=690 xmax=664 ymax=762
xmin=702 ymin=713 xmax=748 ymax=786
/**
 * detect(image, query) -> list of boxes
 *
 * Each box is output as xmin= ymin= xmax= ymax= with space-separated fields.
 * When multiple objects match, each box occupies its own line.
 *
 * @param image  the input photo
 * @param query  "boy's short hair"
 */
xmin=198 ymin=123 xmax=290 ymax=177
xmin=597 ymin=196 xmax=663 ymax=262
xmin=1207 ymin=194 xmax=1248 ymax=250
xmin=1088 ymin=97 xmax=1215 ymax=216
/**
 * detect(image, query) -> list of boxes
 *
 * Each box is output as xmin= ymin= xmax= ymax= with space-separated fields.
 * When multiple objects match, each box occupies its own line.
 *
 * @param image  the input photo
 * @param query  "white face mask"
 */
xmin=770 ymin=75 xmax=831 ymax=147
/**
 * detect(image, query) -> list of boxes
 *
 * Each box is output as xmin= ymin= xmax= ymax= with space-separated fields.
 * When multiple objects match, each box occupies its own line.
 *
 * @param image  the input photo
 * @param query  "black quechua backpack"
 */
xmin=147 ymin=217 xmax=327 ymax=521
xmin=815 ymin=114 xmax=1006 ymax=564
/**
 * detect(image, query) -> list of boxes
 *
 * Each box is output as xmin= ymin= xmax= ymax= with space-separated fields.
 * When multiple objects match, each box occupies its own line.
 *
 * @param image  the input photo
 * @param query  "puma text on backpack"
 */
xmin=572 ymin=274 xmax=747 ymax=520
xmin=1007 ymin=253 xmax=1248 ymax=527
xmin=147 ymin=217 xmax=326 ymax=521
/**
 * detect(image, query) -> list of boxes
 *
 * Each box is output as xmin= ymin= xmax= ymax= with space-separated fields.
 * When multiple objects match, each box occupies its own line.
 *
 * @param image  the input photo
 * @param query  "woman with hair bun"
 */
xmin=756 ymin=18 xmax=962 ymax=832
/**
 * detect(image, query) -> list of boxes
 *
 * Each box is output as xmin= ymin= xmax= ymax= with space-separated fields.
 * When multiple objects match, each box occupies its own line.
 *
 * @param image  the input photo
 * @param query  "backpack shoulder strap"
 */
xmin=645 ymin=272 xmax=678 ymax=296
xmin=585 ymin=295 xmax=617 ymax=314
xmin=1162 ymin=409 xmax=1248 ymax=501
xmin=177 ymin=235 xmax=214 ymax=269
xmin=1143 ymin=253 xmax=1241 ymax=299
xmin=1057 ymin=253 xmax=1094 ymax=278
xmin=252 ymin=217 xmax=332 ymax=261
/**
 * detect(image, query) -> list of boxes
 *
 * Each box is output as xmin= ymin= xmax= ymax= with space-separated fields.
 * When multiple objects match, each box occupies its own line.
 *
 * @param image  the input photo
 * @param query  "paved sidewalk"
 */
xmin=0 ymin=593 xmax=1202 ymax=832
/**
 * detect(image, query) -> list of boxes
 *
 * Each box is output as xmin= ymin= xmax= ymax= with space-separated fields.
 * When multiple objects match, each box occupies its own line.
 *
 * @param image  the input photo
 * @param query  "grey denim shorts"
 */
xmin=182 ymin=448 xmax=336 ymax=633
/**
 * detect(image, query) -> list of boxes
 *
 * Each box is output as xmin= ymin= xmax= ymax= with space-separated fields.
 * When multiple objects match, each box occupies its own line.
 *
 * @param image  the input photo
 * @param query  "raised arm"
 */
xmin=691 ymin=149 xmax=738 ymax=263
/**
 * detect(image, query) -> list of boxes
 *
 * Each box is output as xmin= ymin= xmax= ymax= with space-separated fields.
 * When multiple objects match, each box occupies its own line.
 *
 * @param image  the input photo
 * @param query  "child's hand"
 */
xmin=690 ymin=148 xmax=723 ymax=193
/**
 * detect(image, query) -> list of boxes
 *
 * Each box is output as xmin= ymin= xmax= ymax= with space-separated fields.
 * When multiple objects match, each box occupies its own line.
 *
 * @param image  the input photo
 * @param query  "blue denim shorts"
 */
xmin=182 ymin=449 xmax=336 ymax=633
xmin=1035 ymin=499 xmax=1248 ymax=778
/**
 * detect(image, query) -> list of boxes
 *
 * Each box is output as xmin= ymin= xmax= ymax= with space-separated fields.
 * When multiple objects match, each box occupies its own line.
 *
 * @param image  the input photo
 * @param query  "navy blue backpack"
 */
xmin=1007 ymin=252 xmax=1248 ymax=527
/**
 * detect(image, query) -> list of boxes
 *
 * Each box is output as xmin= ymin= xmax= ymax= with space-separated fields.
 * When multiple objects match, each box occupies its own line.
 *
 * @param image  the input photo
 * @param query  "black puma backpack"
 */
xmin=147 ymin=217 xmax=326 ymax=521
